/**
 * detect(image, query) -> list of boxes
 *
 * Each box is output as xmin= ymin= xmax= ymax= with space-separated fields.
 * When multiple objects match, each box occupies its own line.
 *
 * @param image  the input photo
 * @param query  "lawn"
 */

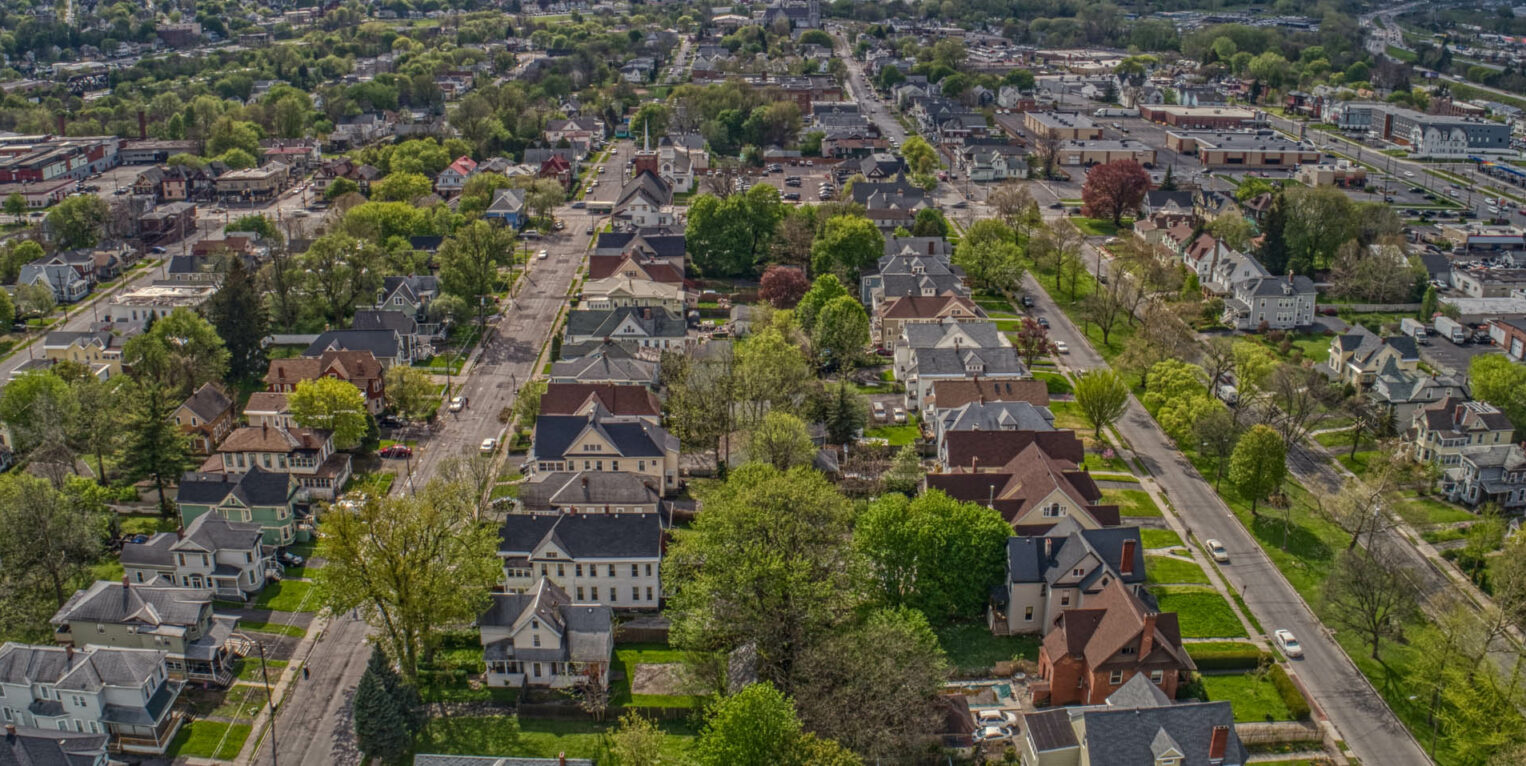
xmin=864 ymin=419 xmax=920 ymax=446
xmin=239 ymin=620 xmax=307 ymax=638
xmin=1028 ymin=254 xmax=1137 ymax=360
xmin=167 ymin=720 xmax=252 ymax=761
xmin=417 ymin=636 xmax=520 ymax=705
xmin=348 ymin=472 xmax=396 ymax=497
xmin=1071 ymin=217 xmax=1129 ymax=236
xmin=1101 ymin=488 xmax=1161 ymax=517
xmin=414 ymin=716 xmax=696 ymax=760
xmin=934 ymin=622 xmax=1039 ymax=674
xmin=210 ymin=685 xmax=266 ymax=720
xmin=234 ymin=657 xmax=288 ymax=683
xmin=1146 ymin=586 xmax=1247 ymax=639
xmin=1032 ymin=370 xmax=1072 ymax=396
xmin=1336 ymin=449 xmax=1381 ymax=477
xmin=1200 ymin=673 xmax=1298 ymax=722
xmin=1144 ymin=555 xmax=1210 ymax=585
xmin=1082 ymin=451 xmax=1133 ymax=474
xmin=120 ymin=514 xmax=177 ymax=536
xmin=253 ymin=580 xmax=318 ymax=612
xmin=1394 ymin=493 xmax=1475 ymax=527
xmin=1047 ymin=400 xmax=1090 ymax=431
xmin=1141 ymin=528 xmax=1183 ymax=549
xmin=610 ymin=643 xmax=706 ymax=708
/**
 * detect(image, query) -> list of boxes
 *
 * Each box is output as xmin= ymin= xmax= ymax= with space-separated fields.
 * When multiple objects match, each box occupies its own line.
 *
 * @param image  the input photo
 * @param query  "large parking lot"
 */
xmin=742 ymin=160 xmax=844 ymax=205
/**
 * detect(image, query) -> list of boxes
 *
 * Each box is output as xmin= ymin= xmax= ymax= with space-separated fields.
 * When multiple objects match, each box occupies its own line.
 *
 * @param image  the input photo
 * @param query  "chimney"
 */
xmin=1208 ymin=725 xmax=1229 ymax=761
xmin=1119 ymin=539 xmax=1136 ymax=576
xmin=558 ymin=753 xmax=567 ymax=766
xmin=4 ymin=724 xmax=13 ymax=742
xmin=122 ymin=574 xmax=130 ymax=589
xmin=1043 ymin=536 xmax=1052 ymax=559
xmin=1138 ymin=612 xmax=1157 ymax=659
xmin=138 ymin=110 xmax=147 ymax=140
xmin=64 ymin=645 xmax=74 ymax=664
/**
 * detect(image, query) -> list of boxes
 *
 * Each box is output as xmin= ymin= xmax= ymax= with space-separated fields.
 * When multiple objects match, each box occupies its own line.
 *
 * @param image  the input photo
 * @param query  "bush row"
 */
xmin=1268 ymin=664 xmax=1313 ymax=721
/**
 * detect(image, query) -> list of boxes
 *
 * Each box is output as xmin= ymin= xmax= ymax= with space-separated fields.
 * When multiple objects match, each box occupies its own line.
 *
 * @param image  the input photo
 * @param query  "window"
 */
xmin=575 ymin=564 xmax=583 ymax=577
xmin=608 ymin=564 xmax=615 ymax=577
xmin=589 ymin=565 xmax=597 ymax=578
xmin=1060 ymin=593 xmax=1071 ymax=606
xmin=646 ymin=587 xmax=654 ymax=601
xmin=1072 ymin=568 xmax=1084 ymax=577
xmin=631 ymin=564 xmax=639 ymax=577
xmin=533 ymin=663 xmax=542 ymax=678
xmin=1109 ymin=670 xmax=1124 ymax=685
xmin=632 ymin=587 xmax=639 ymax=601
xmin=577 ymin=587 xmax=584 ymax=600
xmin=531 ymin=619 xmax=538 ymax=629
xmin=611 ymin=588 xmax=617 ymax=602
xmin=540 ymin=564 xmax=548 ymax=576
xmin=557 ymin=564 xmax=565 ymax=577
xmin=645 ymin=564 xmax=653 ymax=577
xmin=1024 ymin=606 xmax=1034 ymax=621
xmin=591 ymin=586 xmax=599 ymax=600
xmin=532 ymin=634 xmax=541 ymax=647
xmin=1150 ymin=670 xmax=1164 ymax=684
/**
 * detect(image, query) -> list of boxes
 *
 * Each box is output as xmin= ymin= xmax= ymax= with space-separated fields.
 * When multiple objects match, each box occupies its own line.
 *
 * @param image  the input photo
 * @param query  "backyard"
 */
xmin=610 ymin=643 xmax=706 ymax=708
xmin=1101 ymin=488 xmax=1161 ymax=518
xmin=1199 ymin=673 xmax=1299 ymax=722
xmin=1144 ymin=554 xmax=1210 ymax=585
xmin=414 ymin=716 xmax=697 ymax=760
xmin=934 ymin=622 xmax=1039 ymax=675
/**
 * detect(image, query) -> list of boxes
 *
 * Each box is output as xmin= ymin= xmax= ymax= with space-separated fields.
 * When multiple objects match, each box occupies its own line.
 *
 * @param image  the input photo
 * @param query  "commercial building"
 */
xmin=1381 ymin=106 xmax=1512 ymax=157
xmin=1166 ymin=131 xmax=1321 ymax=168
xmin=1024 ymin=111 xmax=1102 ymax=140
xmin=214 ymin=164 xmax=288 ymax=202
xmin=0 ymin=135 xmax=119 ymax=183
xmin=1138 ymin=105 xmax=1258 ymax=129
xmin=105 ymin=283 xmax=217 ymax=325
xmin=1054 ymin=139 xmax=1157 ymax=166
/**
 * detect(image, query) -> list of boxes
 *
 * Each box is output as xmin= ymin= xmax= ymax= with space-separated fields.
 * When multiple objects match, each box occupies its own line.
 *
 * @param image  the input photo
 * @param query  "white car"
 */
xmin=1053 ymin=340 xmax=1069 ymax=354
xmin=975 ymin=724 xmax=1012 ymax=742
xmin=448 ymin=396 xmax=468 ymax=413
xmin=536 ymin=249 xmax=549 ymax=260
xmin=872 ymin=401 xmax=887 ymax=421
xmin=480 ymin=438 xmax=498 ymax=455
xmin=1403 ymin=170 xmax=1415 ymax=178
xmin=977 ymin=710 xmax=1019 ymax=728
xmin=892 ymin=406 xmax=907 ymax=424
xmin=1274 ymin=629 xmax=1303 ymax=659
xmin=1206 ymin=539 xmax=1229 ymax=563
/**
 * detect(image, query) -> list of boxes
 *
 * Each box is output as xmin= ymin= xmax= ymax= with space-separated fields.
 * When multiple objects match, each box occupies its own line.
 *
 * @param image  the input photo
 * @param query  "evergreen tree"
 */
xmin=1259 ymin=192 xmax=1289 ymax=275
xmin=206 ymin=255 xmax=268 ymax=382
xmin=1419 ymin=284 xmax=1439 ymax=320
xmin=120 ymin=381 xmax=191 ymax=516
xmin=1159 ymin=166 xmax=1176 ymax=191
xmin=352 ymin=647 xmax=413 ymax=765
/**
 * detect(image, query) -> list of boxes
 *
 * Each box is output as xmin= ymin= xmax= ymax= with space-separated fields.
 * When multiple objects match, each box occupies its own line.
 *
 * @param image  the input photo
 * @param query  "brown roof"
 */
xmin=193 ymin=236 xmax=253 ymax=256
xmin=1041 ymin=578 xmax=1194 ymax=673
xmin=586 ymin=254 xmax=684 ymax=283
xmin=265 ymin=350 xmax=383 ymax=388
xmin=930 ymin=379 xmax=1050 ymax=409
xmin=178 ymin=382 xmax=234 ymax=422
xmin=539 ymin=383 xmax=661 ymax=418
xmin=943 ymin=430 xmax=1083 ymax=468
xmin=880 ymin=294 xmax=984 ymax=320
xmin=244 ymin=392 xmax=290 ymax=413
xmin=927 ymin=440 xmax=1117 ymax=527
xmin=218 ymin=424 xmax=330 ymax=454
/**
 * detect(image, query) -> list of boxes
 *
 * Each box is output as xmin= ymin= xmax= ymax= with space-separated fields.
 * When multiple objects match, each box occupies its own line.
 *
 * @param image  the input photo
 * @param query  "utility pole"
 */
xmin=256 ymin=639 xmax=278 ymax=766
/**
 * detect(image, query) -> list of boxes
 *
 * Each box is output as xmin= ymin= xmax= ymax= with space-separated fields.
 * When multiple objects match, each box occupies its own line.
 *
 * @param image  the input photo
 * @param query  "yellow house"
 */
xmin=42 ymin=330 xmax=123 ymax=378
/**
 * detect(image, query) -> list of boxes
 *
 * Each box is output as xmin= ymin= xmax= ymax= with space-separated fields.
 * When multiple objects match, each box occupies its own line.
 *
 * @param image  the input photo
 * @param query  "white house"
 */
xmin=1222 ymin=274 xmax=1317 ymax=331
xmin=120 ymin=512 xmax=269 ymax=600
xmin=478 ymin=578 xmax=613 ymax=689
xmin=0 ymin=643 xmax=184 ymax=754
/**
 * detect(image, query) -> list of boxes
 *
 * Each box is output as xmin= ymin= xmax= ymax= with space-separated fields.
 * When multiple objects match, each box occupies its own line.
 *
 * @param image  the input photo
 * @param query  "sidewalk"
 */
xmin=228 ymin=613 xmax=332 ymax=766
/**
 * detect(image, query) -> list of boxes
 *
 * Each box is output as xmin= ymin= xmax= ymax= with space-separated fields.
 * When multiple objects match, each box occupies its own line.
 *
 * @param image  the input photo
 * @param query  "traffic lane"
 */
xmin=273 ymin=615 xmax=370 ymax=766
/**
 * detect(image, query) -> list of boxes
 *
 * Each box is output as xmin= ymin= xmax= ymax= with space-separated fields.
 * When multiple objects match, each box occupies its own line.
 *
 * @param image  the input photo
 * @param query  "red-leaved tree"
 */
xmin=1081 ymin=159 xmax=1151 ymax=226
xmin=759 ymin=264 xmax=810 ymax=308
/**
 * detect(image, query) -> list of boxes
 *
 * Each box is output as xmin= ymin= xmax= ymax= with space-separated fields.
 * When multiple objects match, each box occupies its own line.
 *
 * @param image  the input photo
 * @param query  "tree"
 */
xmin=3 ymin=193 xmax=25 ymax=219
xmin=856 ymin=491 xmax=1009 ymax=621
xmin=1324 ymin=542 xmax=1417 ymax=659
xmin=1229 ymin=424 xmax=1286 ymax=516
xmin=122 ymin=308 xmax=230 ymax=398
xmin=747 ymin=411 xmax=817 ymax=471
xmin=1207 ymin=211 xmax=1254 ymax=252
xmin=300 ymin=233 xmax=382 ymax=325
xmin=69 ymin=376 xmax=126 ymax=484
xmin=1012 ymin=318 xmax=1055 ymax=368
xmin=695 ymin=683 xmax=811 ymax=766
xmin=513 ymin=378 xmax=549 ymax=425
xmin=1470 ymin=355 xmax=1526 ymax=430
xmin=438 ymin=220 xmax=513 ymax=331
xmin=954 ymin=232 xmax=1024 ymax=292
xmin=608 ymin=711 xmax=666 ymax=766
xmin=794 ymin=607 xmax=948 ymax=761
xmin=759 ymin=265 xmax=809 ymax=308
xmin=733 ymin=328 xmax=812 ymax=426
xmin=1083 ymin=277 xmax=1129 ymax=346
xmin=12 ymin=282 xmax=54 ymax=320
xmin=371 ymin=172 xmax=434 ymax=203
xmin=0 ymin=370 xmax=77 ymax=465
xmin=45 ymin=195 xmax=109 ymax=250
xmin=881 ymin=444 xmax=924 ymax=495
xmin=1259 ymin=192 xmax=1290 ymax=274
xmin=0 ymin=474 xmax=110 ymax=607
xmin=120 ymin=381 xmax=191 ymax=515
xmin=665 ymin=465 xmax=859 ymax=693
xmin=806 ymin=381 xmax=867 ymax=446
xmin=1264 ymin=364 xmax=1338 ymax=446
xmin=1283 ymin=185 xmax=1357 ymax=274
xmin=811 ymin=296 xmax=870 ymax=369
xmin=316 ymin=478 xmax=501 ymax=681
xmin=1074 ymin=369 xmax=1129 ymax=439
xmin=205 ymin=255 xmax=267 ymax=382
xmin=899 ymin=134 xmax=938 ymax=177
xmin=810 ymin=214 xmax=884 ymax=283
xmin=1195 ymin=405 xmax=1240 ymax=490
xmin=911 ymin=208 xmax=948 ymax=238
xmin=663 ymin=348 xmax=738 ymax=475
xmin=795 ymin=274 xmax=848 ymax=335
xmin=289 ymin=377 xmax=370 ymax=450
xmin=384 ymin=366 xmax=437 ymax=421
xmin=1081 ymin=159 xmax=1150 ymax=226
xmin=352 ymin=646 xmax=416 ymax=764
xmin=325 ymin=177 xmax=360 ymax=201
xmin=988 ymin=183 xmax=1041 ymax=242
xmin=686 ymin=187 xmax=784 ymax=278
xmin=1419 ymin=284 xmax=1439 ymax=321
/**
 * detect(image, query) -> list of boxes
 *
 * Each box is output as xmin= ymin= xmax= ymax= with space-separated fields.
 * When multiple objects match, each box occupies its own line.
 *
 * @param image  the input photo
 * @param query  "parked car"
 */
xmin=480 ymin=437 xmax=498 ymax=455
xmin=1206 ymin=539 xmax=1229 ymax=563
xmin=975 ymin=725 xmax=1012 ymax=742
xmin=1036 ymin=317 xmax=1050 ymax=328
xmin=449 ymin=396 xmax=468 ymax=412
xmin=278 ymin=551 xmax=304 ymax=567
xmin=1274 ymin=629 xmax=1303 ymax=658
xmin=379 ymin=444 xmax=413 ymax=459
xmin=872 ymin=401 xmax=887 ymax=421
xmin=1021 ymin=295 xmax=1034 ymax=307
xmin=1053 ymin=340 xmax=1069 ymax=354
xmin=892 ymin=406 xmax=907 ymax=424
xmin=977 ymin=710 xmax=1019 ymax=728
xmin=537 ymin=249 xmax=549 ymax=259
xmin=586 ymin=225 xmax=595 ymax=234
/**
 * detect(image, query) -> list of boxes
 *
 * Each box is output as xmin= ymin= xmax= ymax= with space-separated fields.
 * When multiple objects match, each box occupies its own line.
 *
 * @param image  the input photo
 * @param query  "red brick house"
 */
xmin=265 ymin=350 xmax=386 ymax=414
xmin=539 ymin=154 xmax=574 ymax=191
xmin=1034 ymin=578 xmax=1195 ymax=706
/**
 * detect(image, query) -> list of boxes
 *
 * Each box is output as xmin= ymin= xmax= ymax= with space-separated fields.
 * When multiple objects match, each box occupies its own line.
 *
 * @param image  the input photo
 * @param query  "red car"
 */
xmin=379 ymin=444 xmax=413 ymax=459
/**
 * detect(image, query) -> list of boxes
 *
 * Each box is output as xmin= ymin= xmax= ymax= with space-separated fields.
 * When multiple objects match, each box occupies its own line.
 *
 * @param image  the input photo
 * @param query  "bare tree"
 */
xmin=1312 ymin=474 xmax=1397 ymax=552
xmin=1323 ymin=541 xmax=1418 ymax=660
xmin=564 ymin=663 xmax=611 ymax=722
xmin=435 ymin=452 xmax=497 ymax=519
xmin=1197 ymin=336 xmax=1238 ymax=392
xmin=988 ymin=182 xmax=1040 ymax=242
xmin=1263 ymin=363 xmax=1339 ymax=447
xmin=1083 ymin=276 xmax=1129 ymax=346
xmin=1034 ymin=131 xmax=1062 ymax=180
xmin=703 ymin=160 xmax=743 ymax=199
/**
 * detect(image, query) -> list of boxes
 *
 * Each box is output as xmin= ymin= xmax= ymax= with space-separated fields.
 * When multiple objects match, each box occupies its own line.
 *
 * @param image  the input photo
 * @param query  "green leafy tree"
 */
xmin=811 ymin=295 xmax=869 ymax=369
xmin=352 ymin=646 xmax=417 ymax=764
xmin=1074 ymin=369 xmax=1130 ymax=438
xmin=300 ymin=233 xmax=383 ymax=324
xmin=45 ymin=195 xmax=109 ymax=250
xmin=513 ymin=378 xmax=549 ymax=425
xmin=122 ymin=308 xmax=230 ymax=397
xmin=686 ymin=186 xmax=785 ymax=278
xmin=121 ymin=381 xmax=192 ymax=516
xmin=733 ymin=328 xmax=812 ymax=426
xmin=810 ymin=214 xmax=884 ymax=283
xmin=608 ymin=711 xmax=666 ymax=766
xmin=2 ymin=239 xmax=45 ymax=284
xmin=954 ymin=235 xmax=1025 ymax=293
xmin=3 ymin=193 xmax=25 ymax=219
xmin=1283 ymin=185 xmax=1356 ymax=274
xmin=0 ymin=370 xmax=76 ymax=462
xmin=881 ymin=444 xmax=924 ymax=495
xmin=384 ymin=366 xmax=438 ymax=421
xmin=212 ymin=149 xmax=257 ymax=170
xmin=795 ymin=274 xmax=847 ymax=335
xmin=289 ymin=377 xmax=370 ymax=450
xmin=806 ymin=381 xmax=867 ymax=445
xmin=324 ymin=177 xmax=360 ymax=201
xmin=695 ymin=682 xmax=853 ymax=766
xmin=910 ymin=208 xmax=947 ymax=237
xmin=1259 ymin=192 xmax=1289 ymax=274
xmin=437 ymin=220 xmax=513 ymax=331
xmin=371 ymin=172 xmax=434 ymax=202
xmin=205 ymin=255 xmax=267 ymax=382
xmin=856 ymin=491 xmax=1009 ymax=621
xmin=1470 ymin=355 xmax=1526 ymax=430
xmin=69 ymin=376 xmax=126 ymax=484
xmin=665 ymin=465 xmax=860 ymax=694
xmin=229 ymin=215 xmax=279 ymax=241
xmin=316 ymin=478 xmax=501 ymax=681
xmin=747 ymin=411 xmax=817 ymax=471
xmin=1229 ymin=424 xmax=1286 ymax=516
xmin=0 ymin=474 xmax=110 ymax=607
xmin=899 ymin=135 xmax=938 ymax=177
xmin=1419 ymin=284 xmax=1439 ymax=321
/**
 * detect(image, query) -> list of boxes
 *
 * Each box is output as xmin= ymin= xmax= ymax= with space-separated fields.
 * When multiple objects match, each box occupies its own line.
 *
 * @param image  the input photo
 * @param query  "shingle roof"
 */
xmin=176 ymin=466 xmax=295 ymax=507
xmin=930 ymin=379 xmax=1050 ymax=409
xmin=516 ymin=472 xmax=662 ymax=510
xmin=217 ymin=426 xmax=331 ymax=455
xmin=52 ymin=580 xmax=210 ymax=630
xmin=0 ymin=643 xmax=166 ymax=692
xmin=940 ymin=401 xmax=1055 ymax=433
xmin=179 ymin=382 xmax=233 ymax=423
xmin=0 ymin=727 xmax=108 ymax=766
xmin=911 ymin=347 xmax=1027 ymax=377
xmin=498 ymin=511 xmax=663 ymax=559
xmin=1041 ymin=578 xmax=1194 ymax=674
xmin=549 ymin=353 xmax=658 ymax=385
xmin=538 ymin=383 xmax=661 ymax=418
xmin=413 ymin=756 xmax=594 ymax=766
xmin=303 ymin=329 xmax=403 ymax=360
xmin=1006 ymin=521 xmax=1145 ymax=589
xmin=1023 ymin=709 xmax=1077 ymax=752
xmin=1083 ymin=699 xmax=1245 ymax=766
xmin=900 ymin=321 xmax=1007 ymax=350
xmin=478 ymin=579 xmax=612 ymax=665
xmin=352 ymin=309 xmax=419 ymax=335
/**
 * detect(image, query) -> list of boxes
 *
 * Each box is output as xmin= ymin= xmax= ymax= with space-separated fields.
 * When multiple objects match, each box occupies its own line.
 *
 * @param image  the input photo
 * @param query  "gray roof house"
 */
xmin=514 ymin=471 xmax=663 ymax=516
xmin=477 ymin=578 xmax=613 ymax=690
xmin=529 ymin=414 xmax=680 ymax=494
xmin=901 ymin=344 xmax=1028 ymax=418
xmin=497 ymin=511 xmax=664 ymax=610
xmin=1222 ymin=274 xmax=1317 ymax=331
xmin=860 ymin=248 xmax=968 ymax=311
xmin=303 ymin=329 xmax=412 ymax=367
xmin=935 ymin=400 xmax=1055 ymax=455
xmin=376 ymin=275 xmax=440 ymax=319
xmin=990 ymin=517 xmax=1145 ymax=635
xmin=563 ymin=306 xmax=689 ymax=353
xmin=549 ymin=345 xmax=660 ymax=386
xmin=50 ymin=580 xmax=239 ymax=686
xmin=1441 ymin=443 xmax=1526 ymax=511
xmin=121 ymin=511 xmax=268 ymax=600
xmin=1020 ymin=673 xmax=1247 ymax=766
xmin=0 ymin=642 xmax=183 ymax=754
xmin=0 ymin=726 xmax=108 ymax=766
xmin=17 ymin=262 xmax=90 ymax=303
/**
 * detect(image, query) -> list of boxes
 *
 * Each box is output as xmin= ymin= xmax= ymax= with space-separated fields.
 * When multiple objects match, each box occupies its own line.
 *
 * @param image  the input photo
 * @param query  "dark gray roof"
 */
xmin=1239 ymin=274 xmax=1316 ymax=297
xmin=51 ymin=580 xmax=209 ymax=629
xmin=1007 ymin=519 xmax=1146 ymax=589
xmin=498 ymin=511 xmax=663 ymax=559
xmin=901 ymin=321 xmax=1008 ymax=349
xmin=0 ymin=726 xmax=107 ymax=766
xmin=880 ymin=273 xmax=968 ymax=299
xmin=180 ymin=382 xmax=233 ymax=422
xmin=910 ymin=346 xmax=1027 ymax=376
xmin=517 ymin=472 xmax=662 ymax=510
xmin=176 ymin=466 xmax=294 ymax=508
xmin=1144 ymin=190 xmax=1195 ymax=211
xmin=564 ymin=307 xmax=687 ymax=340
xmin=382 ymin=275 xmax=439 ymax=303
xmin=352 ymin=309 xmax=419 ymax=335
xmin=304 ymin=329 xmax=403 ymax=359
xmin=478 ymin=579 xmax=612 ymax=664
xmin=940 ymin=401 xmax=1055 ymax=433
xmin=532 ymin=415 xmax=676 ymax=461
xmin=0 ymin=643 xmax=167 ymax=692
xmin=1024 ymin=709 xmax=1077 ymax=752
xmin=882 ymin=236 xmax=952 ymax=258
xmin=1106 ymin=671 xmax=1173 ymax=708
xmin=1082 ymin=700 xmax=1246 ymax=766
xmin=119 ymin=533 xmax=177 ymax=569
xmin=550 ymin=353 xmax=658 ymax=385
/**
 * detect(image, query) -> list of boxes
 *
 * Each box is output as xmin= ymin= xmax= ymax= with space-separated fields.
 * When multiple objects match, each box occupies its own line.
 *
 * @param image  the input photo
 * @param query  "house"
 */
xmin=877 ymin=295 xmax=987 ymax=346
xmin=934 ymin=401 xmax=1056 ymax=456
xmin=478 ymin=578 xmax=613 ymax=689
xmin=351 ymin=309 xmax=432 ymax=356
xmin=303 ymin=329 xmax=413 ymax=368
xmin=176 ymin=467 xmax=301 ymax=547
xmin=1364 ymin=366 xmax=1467 ymax=426
xmin=0 ymin=726 xmax=108 ymax=765
xmin=592 ymin=233 xmax=687 ymax=271
xmin=989 ymin=517 xmax=1145 ymax=635
xmin=244 ymin=392 xmax=294 ymax=429
xmin=545 ymin=118 xmax=604 ymax=149
xmin=174 ymin=383 xmax=236 ymax=455
xmin=42 ymin=331 xmax=123 ymax=378
xmin=211 ymin=425 xmax=352 ymax=503
xmin=1412 ymin=398 xmax=1516 ymax=467
xmin=1440 ymin=444 xmax=1526 ymax=510
xmin=926 ymin=434 xmax=1120 ymax=533
xmin=0 ymin=643 xmax=183 ymax=754
xmin=121 ymin=511 xmax=268 ymax=599
xmin=586 ymin=254 xmax=684 ymax=285
xmin=563 ymin=306 xmax=689 ymax=353
xmin=435 ymin=156 xmax=477 ymax=194
xmin=515 ymin=472 xmax=664 ymax=515
xmin=929 ymin=378 xmax=1050 ymax=412
xmin=497 ymin=512 xmax=663 ymax=609
xmin=1019 ymin=675 xmax=1246 ymax=766
xmin=613 ymin=171 xmax=674 ymax=229
xmin=18 ymin=261 xmax=89 ymax=303
xmin=893 ymin=321 xmax=1027 ymax=416
xmin=537 ymin=383 xmax=662 ymax=423
xmin=1222 ymin=273 xmax=1318 ymax=331
xmin=549 ymin=346 xmax=660 ymax=387
xmin=266 ymin=349 xmax=387 ymax=414
xmin=104 ymin=285 xmax=216 ymax=327
xmin=580 ymin=276 xmax=684 ymax=313
xmin=861 ymin=248 xmax=968 ymax=313
xmin=529 ymin=414 xmax=680 ymax=493
xmin=484 ymin=187 xmax=527 ymax=227
xmin=1034 ymin=577 xmax=1195 ymax=706
xmin=51 ymin=581 xmax=239 ymax=686
xmin=376 ymin=275 xmax=440 ymax=319
xmin=1327 ymin=330 xmax=1419 ymax=390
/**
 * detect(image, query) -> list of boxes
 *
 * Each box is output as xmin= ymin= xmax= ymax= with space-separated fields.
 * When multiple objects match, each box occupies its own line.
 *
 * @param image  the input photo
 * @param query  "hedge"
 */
xmin=1033 ymin=371 xmax=1073 ymax=396
xmin=1185 ymin=643 xmax=1270 ymax=671
xmin=1268 ymin=664 xmax=1312 ymax=720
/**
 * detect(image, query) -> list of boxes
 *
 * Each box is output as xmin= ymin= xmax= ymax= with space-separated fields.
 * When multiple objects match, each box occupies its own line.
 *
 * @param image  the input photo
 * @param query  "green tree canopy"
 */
xmin=856 ymin=490 xmax=1010 ymax=621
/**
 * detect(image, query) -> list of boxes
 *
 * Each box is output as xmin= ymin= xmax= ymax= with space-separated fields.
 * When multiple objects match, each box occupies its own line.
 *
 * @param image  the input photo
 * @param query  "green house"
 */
xmin=176 ymin=466 xmax=300 ymax=548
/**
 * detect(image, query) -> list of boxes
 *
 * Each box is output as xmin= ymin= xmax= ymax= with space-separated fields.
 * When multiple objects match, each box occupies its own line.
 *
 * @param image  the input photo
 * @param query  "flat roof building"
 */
xmin=1024 ymin=111 xmax=1102 ymax=140
xmin=1139 ymin=105 xmax=1258 ymax=129
xmin=1166 ymin=131 xmax=1321 ymax=168
xmin=1055 ymin=139 xmax=1157 ymax=166
xmin=106 ymin=283 xmax=217 ymax=324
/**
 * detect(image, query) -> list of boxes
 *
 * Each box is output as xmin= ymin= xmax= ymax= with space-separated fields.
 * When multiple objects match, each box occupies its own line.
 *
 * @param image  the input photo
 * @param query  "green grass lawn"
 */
xmin=1032 ymin=370 xmax=1072 ymax=396
xmin=1071 ymin=217 xmax=1129 ymax=236
xmin=865 ymin=419 xmax=920 ymax=446
xmin=417 ymin=637 xmax=520 ymax=705
xmin=414 ymin=716 xmax=696 ymax=760
xmin=168 ymin=720 xmax=252 ymax=760
xmin=1394 ymin=493 xmax=1476 ymax=526
xmin=1047 ymin=400 xmax=1090 ymax=431
xmin=239 ymin=620 xmax=307 ymax=638
xmin=1147 ymin=586 xmax=1247 ymax=639
xmin=234 ymin=657 xmax=287 ymax=683
xmin=1082 ymin=451 xmax=1133 ymax=474
xmin=934 ymin=622 xmax=1039 ymax=674
xmin=119 ymin=514 xmax=177 ymax=536
xmin=253 ymin=580 xmax=318 ymax=612
xmin=1029 ymin=255 xmax=1137 ymax=359
xmin=610 ymin=643 xmax=706 ymax=708
xmin=1102 ymin=488 xmax=1161 ymax=517
xmin=210 ymin=685 xmax=266 ymax=721
xmin=1141 ymin=528 xmax=1183 ymax=549
xmin=1200 ymin=673 xmax=1298 ymax=722
xmin=1144 ymin=555 xmax=1210 ymax=585
xmin=348 ymin=472 xmax=396 ymax=497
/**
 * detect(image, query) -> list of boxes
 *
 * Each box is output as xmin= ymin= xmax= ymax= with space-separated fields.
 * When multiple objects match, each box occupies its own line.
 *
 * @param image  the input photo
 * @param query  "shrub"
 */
xmin=1186 ymin=644 xmax=1271 ymax=671
xmin=1268 ymin=664 xmax=1312 ymax=720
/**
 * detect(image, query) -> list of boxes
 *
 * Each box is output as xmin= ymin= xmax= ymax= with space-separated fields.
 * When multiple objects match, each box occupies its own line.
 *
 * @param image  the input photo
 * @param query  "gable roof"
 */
xmin=517 ymin=471 xmax=663 ymax=511
xmin=175 ymin=465 xmax=295 ymax=507
xmin=1007 ymin=520 xmax=1145 ymax=590
xmin=0 ymin=643 xmax=165 ymax=692
xmin=538 ymin=383 xmax=661 ymax=418
xmin=216 ymin=425 xmax=331 ymax=455
xmin=586 ymin=254 xmax=684 ymax=283
xmin=1042 ymin=578 xmax=1194 ymax=672
xmin=880 ymin=294 xmax=984 ymax=320
xmin=498 ymin=511 xmax=663 ymax=559
xmin=178 ymin=382 xmax=233 ymax=422
xmin=303 ymin=330 xmax=402 ymax=360
xmin=265 ymin=350 xmax=384 ymax=387
xmin=0 ymin=726 xmax=108 ymax=766
xmin=122 ymin=512 xmax=263 ymax=568
xmin=531 ymin=415 xmax=678 ymax=460
xmin=931 ymin=379 xmax=1051 ymax=409
xmin=564 ymin=307 xmax=687 ymax=339
xmin=51 ymin=580 xmax=208 ymax=630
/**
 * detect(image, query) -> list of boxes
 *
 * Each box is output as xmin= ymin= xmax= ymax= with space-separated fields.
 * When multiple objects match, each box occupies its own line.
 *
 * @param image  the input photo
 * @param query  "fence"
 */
xmin=1234 ymin=720 xmax=1322 ymax=747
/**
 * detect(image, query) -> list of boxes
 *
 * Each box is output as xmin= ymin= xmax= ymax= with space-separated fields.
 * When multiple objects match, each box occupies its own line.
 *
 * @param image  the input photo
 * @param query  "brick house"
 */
xmin=265 ymin=350 xmax=386 ymax=415
xmin=1034 ymin=578 xmax=1195 ymax=706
